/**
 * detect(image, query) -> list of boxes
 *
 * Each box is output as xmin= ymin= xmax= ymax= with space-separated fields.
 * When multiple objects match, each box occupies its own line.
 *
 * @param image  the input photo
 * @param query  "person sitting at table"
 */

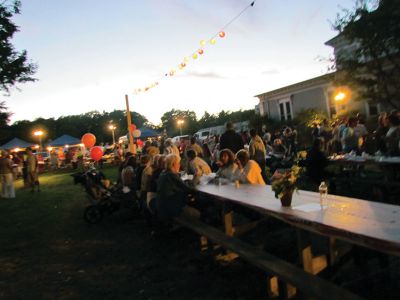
xmin=156 ymin=154 xmax=196 ymax=221
xmin=305 ymin=138 xmax=328 ymax=185
xmin=385 ymin=113 xmax=400 ymax=156
xmin=374 ymin=112 xmax=389 ymax=154
xmin=233 ymin=150 xmax=266 ymax=185
xmin=248 ymin=128 xmax=267 ymax=182
xmin=216 ymin=148 xmax=238 ymax=181
xmin=186 ymin=149 xmax=211 ymax=183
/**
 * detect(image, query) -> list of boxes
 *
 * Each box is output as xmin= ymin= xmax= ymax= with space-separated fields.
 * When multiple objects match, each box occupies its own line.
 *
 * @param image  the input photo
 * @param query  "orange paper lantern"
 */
xmin=219 ymin=31 xmax=226 ymax=38
xmin=90 ymin=146 xmax=103 ymax=161
xmin=81 ymin=133 xmax=96 ymax=148
xmin=198 ymin=49 xmax=204 ymax=55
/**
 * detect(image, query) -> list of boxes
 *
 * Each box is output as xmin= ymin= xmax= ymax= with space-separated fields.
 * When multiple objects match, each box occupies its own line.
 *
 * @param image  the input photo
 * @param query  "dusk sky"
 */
xmin=7 ymin=0 xmax=355 ymax=125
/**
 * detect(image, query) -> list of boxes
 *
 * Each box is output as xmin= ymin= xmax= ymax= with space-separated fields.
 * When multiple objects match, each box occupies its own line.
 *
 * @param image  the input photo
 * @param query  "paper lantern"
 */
xmin=180 ymin=62 xmax=186 ymax=68
xmin=200 ymin=40 xmax=206 ymax=46
xmin=184 ymin=57 xmax=189 ymax=62
xmin=210 ymin=38 xmax=216 ymax=45
xmin=192 ymin=53 xmax=198 ymax=60
xmin=81 ymin=133 xmax=96 ymax=148
xmin=178 ymin=64 xmax=183 ymax=70
xmin=169 ymin=69 xmax=176 ymax=76
xmin=219 ymin=31 xmax=226 ymax=38
xmin=198 ymin=49 xmax=204 ymax=55
xmin=130 ymin=124 xmax=136 ymax=131
xmin=90 ymin=146 xmax=103 ymax=161
xmin=137 ymin=139 xmax=144 ymax=147
xmin=133 ymin=129 xmax=141 ymax=138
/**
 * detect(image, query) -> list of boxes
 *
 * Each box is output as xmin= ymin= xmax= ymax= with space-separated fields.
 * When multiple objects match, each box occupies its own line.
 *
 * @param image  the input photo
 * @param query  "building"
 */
xmin=255 ymin=32 xmax=382 ymax=121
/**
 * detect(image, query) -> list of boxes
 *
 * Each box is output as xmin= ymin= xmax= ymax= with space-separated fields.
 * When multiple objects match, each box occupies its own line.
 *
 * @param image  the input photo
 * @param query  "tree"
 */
xmin=0 ymin=100 xmax=11 ymax=127
xmin=160 ymin=109 xmax=197 ymax=136
xmin=0 ymin=1 xmax=37 ymax=93
xmin=332 ymin=0 xmax=400 ymax=109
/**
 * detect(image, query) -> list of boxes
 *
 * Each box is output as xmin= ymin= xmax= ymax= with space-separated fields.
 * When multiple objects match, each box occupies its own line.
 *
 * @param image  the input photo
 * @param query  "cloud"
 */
xmin=261 ymin=69 xmax=280 ymax=75
xmin=185 ymin=70 xmax=226 ymax=79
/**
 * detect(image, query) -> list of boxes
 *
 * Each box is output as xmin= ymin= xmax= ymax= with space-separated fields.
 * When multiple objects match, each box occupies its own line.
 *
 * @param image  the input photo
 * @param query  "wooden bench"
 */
xmin=175 ymin=215 xmax=363 ymax=300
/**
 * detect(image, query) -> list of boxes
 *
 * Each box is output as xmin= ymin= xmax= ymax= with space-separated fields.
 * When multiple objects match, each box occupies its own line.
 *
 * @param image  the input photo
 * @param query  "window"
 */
xmin=278 ymin=98 xmax=292 ymax=121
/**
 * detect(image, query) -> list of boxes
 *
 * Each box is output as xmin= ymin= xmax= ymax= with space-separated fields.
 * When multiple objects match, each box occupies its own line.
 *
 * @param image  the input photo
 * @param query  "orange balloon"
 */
xmin=81 ymin=133 xmax=96 ymax=148
xmin=90 ymin=146 xmax=103 ymax=161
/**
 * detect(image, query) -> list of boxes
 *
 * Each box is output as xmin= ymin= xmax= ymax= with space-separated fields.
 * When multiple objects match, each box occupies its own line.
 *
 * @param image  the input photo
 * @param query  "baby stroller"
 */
xmin=71 ymin=168 xmax=133 ymax=224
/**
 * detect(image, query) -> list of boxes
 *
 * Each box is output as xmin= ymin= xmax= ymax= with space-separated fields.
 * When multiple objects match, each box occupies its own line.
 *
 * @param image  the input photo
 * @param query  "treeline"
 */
xmin=2 ymin=107 xmax=326 ymax=148
xmin=1 ymin=108 xmax=261 ymax=145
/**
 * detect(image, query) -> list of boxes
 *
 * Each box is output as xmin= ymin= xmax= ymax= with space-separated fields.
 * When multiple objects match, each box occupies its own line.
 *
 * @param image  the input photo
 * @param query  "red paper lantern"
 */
xmin=130 ymin=124 xmax=136 ymax=131
xmin=219 ymin=31 xmax=226 ymax=38
xmin=81 ymin=133 xmax=96 ymax=148
xmin=198 ymin=49 xmax=204 ymax=55
xmin=90 ymin=146 xmax=103 ymax=161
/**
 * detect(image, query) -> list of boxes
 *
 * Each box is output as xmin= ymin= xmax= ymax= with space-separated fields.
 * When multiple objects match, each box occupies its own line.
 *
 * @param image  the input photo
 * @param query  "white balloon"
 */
xmin=133 ymin=129 xmax=141 ymax=138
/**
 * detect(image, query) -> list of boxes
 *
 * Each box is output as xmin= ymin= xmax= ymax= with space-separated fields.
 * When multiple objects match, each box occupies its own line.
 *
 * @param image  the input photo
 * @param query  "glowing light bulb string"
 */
xmin=133 ymin=1 xmax=256 ymax=95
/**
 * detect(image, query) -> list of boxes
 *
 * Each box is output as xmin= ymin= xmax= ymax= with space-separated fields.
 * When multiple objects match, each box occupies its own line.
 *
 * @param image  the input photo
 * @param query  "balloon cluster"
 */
xmin=81 ymin=133 xmax=103 ymax=161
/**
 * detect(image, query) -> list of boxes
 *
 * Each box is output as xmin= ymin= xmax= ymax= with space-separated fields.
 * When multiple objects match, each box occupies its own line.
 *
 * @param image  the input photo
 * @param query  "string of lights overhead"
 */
xmin=133 ymin=1 xmax=256 ymax=95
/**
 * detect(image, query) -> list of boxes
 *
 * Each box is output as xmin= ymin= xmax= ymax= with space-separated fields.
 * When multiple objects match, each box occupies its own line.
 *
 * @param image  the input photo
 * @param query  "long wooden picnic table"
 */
xmin=196 ymin=183 xmax=400 ymax=257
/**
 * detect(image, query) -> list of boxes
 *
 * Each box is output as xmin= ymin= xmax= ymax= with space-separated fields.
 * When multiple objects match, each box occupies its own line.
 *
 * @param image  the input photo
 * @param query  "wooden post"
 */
xmin=125 ymin=94 xmax=136 ymax=154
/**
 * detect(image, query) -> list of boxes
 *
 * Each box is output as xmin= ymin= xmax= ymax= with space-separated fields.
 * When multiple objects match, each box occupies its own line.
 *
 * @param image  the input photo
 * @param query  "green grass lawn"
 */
xmin=0 ymin=166 xmax=267 ymax=300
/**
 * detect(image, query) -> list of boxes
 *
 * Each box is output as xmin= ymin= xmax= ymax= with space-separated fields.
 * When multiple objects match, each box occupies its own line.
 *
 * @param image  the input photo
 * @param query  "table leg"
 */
xmin=296 ymin=229 xmax=328 ymax=275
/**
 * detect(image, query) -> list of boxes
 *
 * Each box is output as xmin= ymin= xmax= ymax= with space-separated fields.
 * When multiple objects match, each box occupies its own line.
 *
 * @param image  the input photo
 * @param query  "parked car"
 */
xmin=171 ymin=135 xmax=190 ymax=146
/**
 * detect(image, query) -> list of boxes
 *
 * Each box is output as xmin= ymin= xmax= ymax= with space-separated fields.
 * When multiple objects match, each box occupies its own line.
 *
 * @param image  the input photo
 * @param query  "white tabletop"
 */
xmin=197 ymin=184 xmax=400 ymax=256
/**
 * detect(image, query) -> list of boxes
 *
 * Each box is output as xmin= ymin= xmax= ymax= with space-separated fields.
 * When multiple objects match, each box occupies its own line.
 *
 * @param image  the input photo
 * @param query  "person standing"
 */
xmin=26 ymin=148 xmax=40 ymax=192
xmin=219 ymin=122 xmax=244 ymax=154
xmin=0 ymin=151 xmax=15 ymax=198
xmin=341 ymin=117 xmax=359 ymax=153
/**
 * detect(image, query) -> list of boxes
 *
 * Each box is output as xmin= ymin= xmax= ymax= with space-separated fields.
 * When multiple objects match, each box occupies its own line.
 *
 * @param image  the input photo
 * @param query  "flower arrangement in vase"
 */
xmin=271 ymin=165 xmax=302 ymax=207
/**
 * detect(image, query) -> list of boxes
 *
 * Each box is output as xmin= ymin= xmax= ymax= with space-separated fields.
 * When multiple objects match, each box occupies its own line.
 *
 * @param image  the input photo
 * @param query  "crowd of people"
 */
xmin=312 ymin=111 xmax=400 ymax=156
xmin=0 ymin=147 xmax=40 ymax=198
xmin=116 ymin=122 xmax=275 ymax=228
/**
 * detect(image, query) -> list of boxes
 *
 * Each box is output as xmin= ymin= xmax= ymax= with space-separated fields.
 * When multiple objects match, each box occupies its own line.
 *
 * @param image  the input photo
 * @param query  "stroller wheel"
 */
xmin=84 ymin=205 xmax=103 ymax=224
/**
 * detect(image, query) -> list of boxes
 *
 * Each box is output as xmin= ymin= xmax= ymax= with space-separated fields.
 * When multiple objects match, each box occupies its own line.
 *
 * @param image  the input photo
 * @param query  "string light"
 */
xmin=133 ymin=1 xmax=256 ymax=94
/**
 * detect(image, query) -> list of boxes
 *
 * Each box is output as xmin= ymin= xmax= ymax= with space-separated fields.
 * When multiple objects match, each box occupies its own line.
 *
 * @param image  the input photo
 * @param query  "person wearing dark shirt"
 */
xmin=305 ymin=138 xmax=328 ymax=185
xmin=219 ymin=122 xmax=244 ymax=154
xmin=156 ymin=154 xmax=195 ymax=221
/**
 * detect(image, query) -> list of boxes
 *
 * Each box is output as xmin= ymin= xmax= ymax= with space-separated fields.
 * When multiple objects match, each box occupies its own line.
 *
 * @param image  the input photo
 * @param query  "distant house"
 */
xmin=255 ymin=27 xmax=388 ymax=121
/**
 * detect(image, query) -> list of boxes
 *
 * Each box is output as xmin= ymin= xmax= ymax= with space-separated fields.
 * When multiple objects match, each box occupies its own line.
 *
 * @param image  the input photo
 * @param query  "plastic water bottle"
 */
xmin=319 ymin=181 xmax=328 ymax=206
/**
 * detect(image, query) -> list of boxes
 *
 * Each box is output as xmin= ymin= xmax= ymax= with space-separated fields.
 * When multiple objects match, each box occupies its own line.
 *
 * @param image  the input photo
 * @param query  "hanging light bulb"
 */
xmin=198 ymin=49 xmax=204 ymax=55
xmin=210 ymin=38 xmax=216 ymax=45
xmin=219 ymin=31 xmax=226 ymax=38
xmin=200 ymin=40 xmax=206 ymax=46
xmin=192 ymin=53 xmax=198 ymax=60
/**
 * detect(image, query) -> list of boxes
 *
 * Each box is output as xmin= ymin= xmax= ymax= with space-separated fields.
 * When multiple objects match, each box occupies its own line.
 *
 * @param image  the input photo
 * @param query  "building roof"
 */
xmin=254 ymin=73 xmax=335 ymax=99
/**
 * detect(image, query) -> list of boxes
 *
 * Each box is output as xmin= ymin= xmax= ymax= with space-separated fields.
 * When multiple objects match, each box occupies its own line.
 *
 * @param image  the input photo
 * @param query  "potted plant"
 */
xmin=271 ymin=165 xmax=302 ymax=207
